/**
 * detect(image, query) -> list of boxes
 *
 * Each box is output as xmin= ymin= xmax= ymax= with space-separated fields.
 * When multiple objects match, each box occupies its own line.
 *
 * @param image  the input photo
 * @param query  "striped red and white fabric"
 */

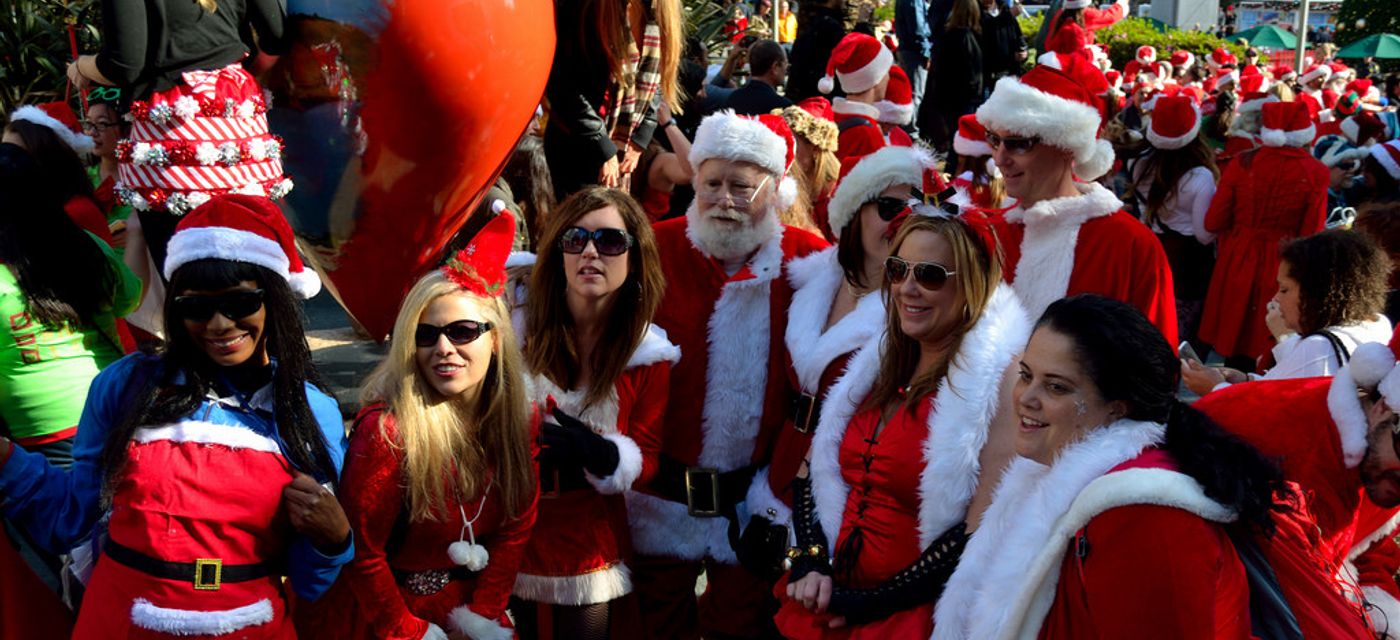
xmin=115 ymin=64 xmax=292 ymax=215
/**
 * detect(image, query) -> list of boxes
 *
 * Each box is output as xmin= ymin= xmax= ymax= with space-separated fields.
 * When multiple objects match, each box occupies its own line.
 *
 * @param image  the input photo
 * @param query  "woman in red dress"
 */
xmin=509 ymin=187 xmax=676 ymax=639
xmin=1043 ymin=0 xmax=1128 ymax=61
xmin=774 ymin=213 xmax=1030 ymax=638
xmin=295 ymin=212 xmax=539 ymax=640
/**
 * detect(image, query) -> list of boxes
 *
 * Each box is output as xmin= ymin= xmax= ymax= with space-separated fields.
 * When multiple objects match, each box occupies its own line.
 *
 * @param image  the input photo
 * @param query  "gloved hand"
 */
xmin=734 ymin=515 xmax=790 ymax=581
xmin=538 ymin=407 xmax=620 ymax=478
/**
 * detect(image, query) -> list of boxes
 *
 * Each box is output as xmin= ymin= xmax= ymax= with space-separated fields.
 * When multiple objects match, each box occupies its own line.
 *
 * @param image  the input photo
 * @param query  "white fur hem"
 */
xmin=585 ymin=433 xmax=643 ymax=495
xmin=133 ymin=420 xmax=282 ymax=454
xmin=746 ymin=466 xmax=794 ymax=527
xmin=130 ymin=597 xmax=274 ymax=636
xmin=1006 ymin=182 xmax=1122 ymax=319
xmin=625 ymin=490 xmax=736 ymax=563
xmin=448 ymin=606 xmax=513 ymax=640
xmin=512 ymin=563 xmax=632 ymax=605
xmin=1367 ymin=586 xmax=1400 ymax=639
xmin=1328 ymin=369 xmax=1370 ymax=469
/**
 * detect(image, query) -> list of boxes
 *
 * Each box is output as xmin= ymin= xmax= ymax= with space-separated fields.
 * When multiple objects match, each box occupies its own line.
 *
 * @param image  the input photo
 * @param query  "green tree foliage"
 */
xmin=1336 ymin=0 xmax=1400 ymax=47
xmin=1017 ymin=15 xmax=1246 ymax=70
xmin=0 ymin=0 xmax=100 ymax=114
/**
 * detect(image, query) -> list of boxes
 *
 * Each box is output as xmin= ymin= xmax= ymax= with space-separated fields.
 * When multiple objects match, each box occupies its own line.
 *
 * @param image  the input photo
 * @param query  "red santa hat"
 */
xmin=1269 ymin=63 xmax=1297 ymax=83
xmin=163 ymin=194 xmax=321 ymax=298
xmin=1207 ymin=47 xmax=1237 ymax=70
xmin=1300 ymin=63 xmax=1332 ymax=86
xmin=1135 ymin=45 xmax=1157 ymax=66
xmin=876 ymin=65 xmax=915 ymax=126
xmin=1214 ymin=66 xmax=1241 ymax=92
xmin=1259 ymin=101 xmax=1316 ymax=148
xmin=8 ymin=102 xmax=95 ymax=155
xmin=1147 ymin=95 xmax=1201 ymax=150
xmin=1170 ymin=50 xmax=1195 ymax=71
xmin=953 ymin=114 xmax=994 ymax=158
xmin=1104 ymin=69 xmax=1123 ymax=93
xmin=689 ymin=110 xmax=799 ymax=210
xmin=1329 ymin=61 xmax=1353 ymax=80
xmin=819 ymin=33 xmax=894 ymax=95
xmin=776 ymin=97 xmax=839 ymax=152
xmin=1371 ymin=140 xmax=1400 ymax=181
xmin=442 ymin=206 xmax=516 ymax=298
xmin=1341 ymin=112 xmax=1387 ymax=147
xmin=826 ymin=145 xmax=936 ymax=238
xmin=978 ymin=59 xmax=1114 ymax=181
xmin=1237 ymin=73 xmax=1274 ymax=114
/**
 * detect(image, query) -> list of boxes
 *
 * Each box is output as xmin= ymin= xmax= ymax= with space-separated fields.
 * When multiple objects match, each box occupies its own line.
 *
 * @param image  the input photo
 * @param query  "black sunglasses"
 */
xmin=559 ymin=227 xmax=633 ymax=256
xmin=868 ymin=196 xmax=917 ymax=222
xmin=172 ymin=289 xmax=265 ymax=321
xmin=414 ymin=320 xmax=492 ymax=348
xmin=885 ymin=256 xmax=958 ymax=290
xmin=985 ymin=131 xmax=1040 ymax=154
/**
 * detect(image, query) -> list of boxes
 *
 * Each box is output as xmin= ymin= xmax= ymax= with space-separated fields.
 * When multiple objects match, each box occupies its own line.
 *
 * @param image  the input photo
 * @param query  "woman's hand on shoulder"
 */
xmin=283 ymin=472 xmax=351 ymax=553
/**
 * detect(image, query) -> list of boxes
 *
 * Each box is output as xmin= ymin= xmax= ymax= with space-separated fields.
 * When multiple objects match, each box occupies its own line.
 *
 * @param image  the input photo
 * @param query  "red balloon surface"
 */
xmin=266 ymin=0 xmax=555 ymax=339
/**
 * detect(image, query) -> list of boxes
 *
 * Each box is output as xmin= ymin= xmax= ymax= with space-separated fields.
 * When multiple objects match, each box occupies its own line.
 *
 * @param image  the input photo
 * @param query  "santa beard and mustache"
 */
xmin=686 ymin=199 xmax=781 ymax=263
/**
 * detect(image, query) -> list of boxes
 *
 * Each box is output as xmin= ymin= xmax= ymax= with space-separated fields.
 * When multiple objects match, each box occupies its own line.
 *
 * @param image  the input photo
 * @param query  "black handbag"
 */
xmin=1228 ymin=527 xmax=1304 ymax=640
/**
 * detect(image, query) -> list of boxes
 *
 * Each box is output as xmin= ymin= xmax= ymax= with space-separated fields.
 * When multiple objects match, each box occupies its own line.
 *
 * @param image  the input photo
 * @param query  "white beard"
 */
xmin=686 ymin=201 xmax=780 ymax=263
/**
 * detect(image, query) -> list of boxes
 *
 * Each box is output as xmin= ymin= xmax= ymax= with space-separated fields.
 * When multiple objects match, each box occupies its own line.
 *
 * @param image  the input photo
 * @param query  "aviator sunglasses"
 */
xmin=414 ymin=320 xmax=493 ymax=348
xmin=559 ymin=226 xmax=634 ymax=256
xmin=172 ymin=289 xmax=266 ymax=321
xmin=867 ymin=191 xmax=923 ymax=222
xmin=885 ymin=256 xmax=958 ymax=290
xmin=984 ymin=131 xmax=1040 ymax=154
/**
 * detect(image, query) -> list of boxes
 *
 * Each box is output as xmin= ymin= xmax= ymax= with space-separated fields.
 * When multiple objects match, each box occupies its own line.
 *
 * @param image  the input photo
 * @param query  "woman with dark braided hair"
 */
xmin=774 ymin=213 xmax=1030 ymax=638
xmin=0 ymin=195 xmax=351 ymax=639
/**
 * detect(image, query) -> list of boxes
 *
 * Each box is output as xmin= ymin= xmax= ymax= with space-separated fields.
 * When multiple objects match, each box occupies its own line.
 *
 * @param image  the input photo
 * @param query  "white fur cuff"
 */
xmin=1365 ymin=585 xmax=1400 ymax=639
xmin=585 ymin=433 xmax=644 ymax=495
xmin=448 ymin=606 xmax=513 ymax=640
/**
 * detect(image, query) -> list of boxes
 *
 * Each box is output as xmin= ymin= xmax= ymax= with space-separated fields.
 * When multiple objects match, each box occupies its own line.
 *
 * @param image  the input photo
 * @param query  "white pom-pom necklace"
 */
xmin=446 ymin=477 xmax=493 ymax=571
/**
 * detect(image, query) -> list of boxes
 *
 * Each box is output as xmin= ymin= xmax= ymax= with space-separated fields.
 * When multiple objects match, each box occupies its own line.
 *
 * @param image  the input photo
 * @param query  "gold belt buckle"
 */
xmin=193 ymin=558 xmax=223 ymax=591
xmin=685 ymin=467 xmax=722 ymax=518
xmin=793 ymin=393 xmax=818 ymax=434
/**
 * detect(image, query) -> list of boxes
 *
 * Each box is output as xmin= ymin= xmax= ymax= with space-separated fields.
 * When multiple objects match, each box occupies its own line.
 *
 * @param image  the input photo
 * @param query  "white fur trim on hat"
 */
xmin=1062 ymin=0 xmax=1092 ymax=8
xmin=954 ymin=132 xmax=994 ymax=158
xmin=875 ymin=99 xmax=914 ymax=126
xmin=1373 ymin=143 xmax=1400 ymax=180
xmin=689 ymin=110 xmax=788 ymax=179
xmin=1238 ymin=94 xmax=1278 ymax=114
xmin=827 ymin=145 xmax=933 ymax=238
xmin=163 ymin=226 xmax=290 ymax=282
xmin=1147 ymin=116 xmax=1201 ymax=150
xmin=977 ymin=76 xmax=1113 ymax=180
xmin=10 ymin=105 xmax=94 ymax=155
xmin=1300 ymin=65 xmax=1332 ymax=85
xmin=831 ymin=44 xmax=894 ymax=95
xmin=1260 ymin=123 xmax=1317 ymax=148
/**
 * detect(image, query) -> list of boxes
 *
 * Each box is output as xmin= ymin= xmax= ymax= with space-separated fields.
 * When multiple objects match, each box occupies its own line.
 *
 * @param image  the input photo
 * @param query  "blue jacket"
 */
xmin=895 ymin=0 xmax=932 ymax=60
xmin=0 ymin=353 xmax=353 ymax=601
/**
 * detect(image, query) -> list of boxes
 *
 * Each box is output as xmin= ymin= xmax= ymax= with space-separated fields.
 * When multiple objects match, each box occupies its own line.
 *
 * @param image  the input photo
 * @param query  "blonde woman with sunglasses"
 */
xmin=774 ymin=213 xmax=1029 ymax=639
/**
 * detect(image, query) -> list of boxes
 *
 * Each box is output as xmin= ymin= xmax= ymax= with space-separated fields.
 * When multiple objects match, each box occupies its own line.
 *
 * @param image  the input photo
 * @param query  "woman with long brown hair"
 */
xmin=774 ymin=213 xmax=1029 ymax=639
xmin=510 ymin=187 xmax=676 ymax=640
xmin=775 ymin=98 xmax=841 ymax=236
xmin=1128 ymin=95 xmax=1219 ymax=352
xmin=296 ymin=212 xmax=538 ymax=640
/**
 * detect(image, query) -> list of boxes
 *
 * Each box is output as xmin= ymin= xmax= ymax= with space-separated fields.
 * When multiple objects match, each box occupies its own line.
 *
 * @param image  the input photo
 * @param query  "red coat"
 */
xmin=1044 ymin=1 xmax=1126 ymax=58
xmin=992 ymin=182 xmax=1178 ymax=348
xmin=630 ymin=217 xmax=826 ymax=563
xmin=295 ymin=409 xmax=539 ymax=640
xmin=1300 ymin=91 xmax=1325 ymax=122
xmin=832 ymin=98 xmax=886 ymax=173
xmin=886 ymin=126 xmax=913 ymax=147
xmin=1198 ymin=147 xmax=1328 ymax=359
xmin=514 ymin=326 xmax=678 ymax=605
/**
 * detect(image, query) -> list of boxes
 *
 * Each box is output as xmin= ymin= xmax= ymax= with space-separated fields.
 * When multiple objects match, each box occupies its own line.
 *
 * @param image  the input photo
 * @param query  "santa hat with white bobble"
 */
xmin=1136 ymin=46 xmax=1158 ymax=66
xmin=1346 ymin=327 xmax=1400 ymax=416
xmin=1259 ymin=101 xmax=1316 ymax=148
xmin=1300 ymin=62 xmax=1332 ymax=86
xmin=9 ymin=102 xmax=94 ymax=155
xmin=979 ymin=56 xmax=1116 ymax=181
xmin=1146 ymin=95 xmax=1201 ymax=150
xmin=1170 ymin=50 xmax=1195 ymax=71
xmin=164 ymin=194 xmax=322 ymax=298
xmin=876 ymin=65 xmax=915 ymax=126
xmin=689 ymin=110 xmax=800 ymax=211
xmin=818 ymin=33 xmax=894 ymax=95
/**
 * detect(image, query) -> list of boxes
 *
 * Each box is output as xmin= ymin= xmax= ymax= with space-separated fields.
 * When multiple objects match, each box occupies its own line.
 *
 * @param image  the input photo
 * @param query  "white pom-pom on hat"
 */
xmin=1350 ymin=342 xmax=1397 ymax=389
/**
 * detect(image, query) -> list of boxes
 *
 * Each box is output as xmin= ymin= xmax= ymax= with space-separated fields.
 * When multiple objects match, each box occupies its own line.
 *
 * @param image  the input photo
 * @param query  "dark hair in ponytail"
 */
xmin=1036 ymin=295 xmax=1288 ymax=535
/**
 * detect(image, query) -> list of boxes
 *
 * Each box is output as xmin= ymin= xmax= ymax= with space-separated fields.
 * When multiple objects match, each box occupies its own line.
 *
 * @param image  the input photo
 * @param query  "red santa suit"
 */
xmin=832 ymin=98 xmax=886 ymax=171
xmin=776 ymin=285 xmax=1029 ymax=639
xmin=1044 ymin=0 xmax=1128 ymax=59
xmin=1300 ymin=90 xmax=1326 ymax=122
xmin=933 ymin=421 xmax=1249 ymax=639
xmin=1198 ymin=146 xmax=1328 ymax=361
xmin=297 ymin=408 xmax=539 ymax=640
xmin=992 ymin=182 xmax=1180 ymax=348
xmin=744 ymin=247 xmax=886 ymax=542
xmin=513 ymin=326 xmax=678 ymax=607
xmin=631 ymin=215 xmax=827 ymax=638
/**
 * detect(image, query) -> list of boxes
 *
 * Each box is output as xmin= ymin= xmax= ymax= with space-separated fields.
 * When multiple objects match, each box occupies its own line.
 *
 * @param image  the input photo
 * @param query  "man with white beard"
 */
xmin=627 ymin=110 xmax=827 ymax=639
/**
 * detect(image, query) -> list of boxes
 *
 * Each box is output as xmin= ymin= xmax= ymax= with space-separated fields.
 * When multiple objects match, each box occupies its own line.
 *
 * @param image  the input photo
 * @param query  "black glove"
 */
xmin=734 ymin=514 xmax=790 ymax=582
xmin=825 ymin=522 xmax=970 ymax=625
xmin=786 ymin=477 xmax=831 ymax=584
xmin=538 ymin=407 xmax=620 ymax=478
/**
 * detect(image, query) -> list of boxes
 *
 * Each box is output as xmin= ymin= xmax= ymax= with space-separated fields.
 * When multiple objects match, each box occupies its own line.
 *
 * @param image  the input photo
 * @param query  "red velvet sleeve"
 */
xmin=340 ymin=411 xmax=431 ymax=640
xmin=1075 ymin=505 xmax=1250 ymax=639
xmin=1083 ymin=1 xmax=1126 ymax=30
xmin=466 ymin=418 xmax=541 ymax=621
xmin=625 ymin=361 xmax=671 ymax=488
xmin=1203 ymin=161 xmax=1240 ymax=234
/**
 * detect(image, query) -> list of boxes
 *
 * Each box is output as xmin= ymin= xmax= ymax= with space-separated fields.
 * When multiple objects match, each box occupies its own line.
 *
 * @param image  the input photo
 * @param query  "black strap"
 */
xmin=1228 ymin=528 xmax=1304 ymax=640
xmin=650 ymin=454 xmax=757 ymax=516
xmin=837 ymin=116 xmax=873 ymax=133
xmin=1308 ymin=330 xmax=1351 ymax=368
xmin=104 ymin=537 xmax=272 ymax=585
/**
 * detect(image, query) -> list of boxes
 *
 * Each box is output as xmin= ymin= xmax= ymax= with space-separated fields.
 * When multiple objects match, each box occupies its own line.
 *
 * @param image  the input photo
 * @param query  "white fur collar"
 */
xmin=832 ymin=97 xmax=881 ymax=121
xmin=629 ymin=324 xmax=682 ymax=369
xmin=784 ymin=247 xmax=886 ymax=392
xmin=1005 ymin=182 xmax=1122 ymax=319
xmin=934 ymin=420 xmax=1233 ymax=640
xmin=809 ymin=285 xmax=1031 ymax=550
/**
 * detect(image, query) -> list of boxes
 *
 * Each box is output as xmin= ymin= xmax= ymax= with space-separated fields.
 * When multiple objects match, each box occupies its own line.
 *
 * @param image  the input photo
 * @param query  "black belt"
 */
xmin=650 ymin=454 xmax=758 ymax=518
xmin=791 ymin=392 xmax=822 ymax=434
xmin=103 ymin=537 xmax=272 ymax=591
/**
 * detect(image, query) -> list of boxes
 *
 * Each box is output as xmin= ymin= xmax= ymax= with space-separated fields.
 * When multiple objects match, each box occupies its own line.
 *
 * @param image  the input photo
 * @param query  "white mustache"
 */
xmin=705 ymin=207 xmax=747 ymax=222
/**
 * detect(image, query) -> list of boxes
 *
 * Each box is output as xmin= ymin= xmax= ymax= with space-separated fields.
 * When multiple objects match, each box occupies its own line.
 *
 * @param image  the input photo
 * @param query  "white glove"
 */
xmin=422 ymin=623 xmax=450 ymax=640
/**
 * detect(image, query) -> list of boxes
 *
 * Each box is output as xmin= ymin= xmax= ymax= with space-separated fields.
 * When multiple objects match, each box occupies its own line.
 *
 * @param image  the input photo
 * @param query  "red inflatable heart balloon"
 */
xmin=266 ymin=0 xmax=554 ymax=339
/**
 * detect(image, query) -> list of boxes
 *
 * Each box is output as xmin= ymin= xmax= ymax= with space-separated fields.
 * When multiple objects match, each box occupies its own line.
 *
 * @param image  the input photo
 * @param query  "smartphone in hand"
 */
xmin=1179 ymin=341 xmax=1203 ymax=364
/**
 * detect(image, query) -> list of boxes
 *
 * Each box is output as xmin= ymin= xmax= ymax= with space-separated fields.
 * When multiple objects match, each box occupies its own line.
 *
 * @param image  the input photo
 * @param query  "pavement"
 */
xmin=303 ymin=289 xmax=384 ymax=417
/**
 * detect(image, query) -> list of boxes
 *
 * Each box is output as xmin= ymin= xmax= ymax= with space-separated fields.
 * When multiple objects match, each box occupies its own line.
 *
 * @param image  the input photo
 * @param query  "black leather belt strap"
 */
xmin=104 ymin=537 xmax=271 ymax=590
xmin=538 ymin=462 xmax=593 ymax=498
xmin=651 ymin=454 xmax=758 ymax=518
xmin=791 ymin=392 xmax=822 ymax=434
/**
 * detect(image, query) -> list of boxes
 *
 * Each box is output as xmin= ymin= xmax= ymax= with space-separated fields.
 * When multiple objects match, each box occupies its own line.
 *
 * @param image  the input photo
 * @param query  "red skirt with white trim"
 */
xmin=115 ymin=63 xmax=291 ymax=215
